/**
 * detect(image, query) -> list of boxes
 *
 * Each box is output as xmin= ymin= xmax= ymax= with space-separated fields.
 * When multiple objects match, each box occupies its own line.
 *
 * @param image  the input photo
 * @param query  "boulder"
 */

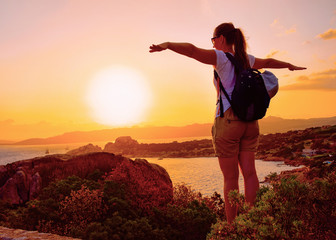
xmin=0 ymin=152 xmax=173 ymax=206
xmin=29 ymin=172 xmax=42 ymax=199
xmin=0 ymin=177 xmax=22 ymax=204
xmin=14 ymin=169 xmax=29 ymax=202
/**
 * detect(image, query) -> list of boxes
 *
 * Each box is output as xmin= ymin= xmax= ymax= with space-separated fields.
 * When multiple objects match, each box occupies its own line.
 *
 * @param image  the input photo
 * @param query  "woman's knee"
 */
xmin=218 ymin=157 xmax=239 ymax=180
xmin=238 ymin=151 xmax=257 ymax=179
xmin=223 ymin=170 xmax=239 ymax=182
xmin=242 ymin=168 xmax=257 ymax=180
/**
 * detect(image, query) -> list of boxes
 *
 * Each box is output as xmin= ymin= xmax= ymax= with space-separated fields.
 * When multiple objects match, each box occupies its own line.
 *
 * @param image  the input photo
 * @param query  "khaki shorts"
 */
xmin=212 ymin=108 xmax=259 ymax=158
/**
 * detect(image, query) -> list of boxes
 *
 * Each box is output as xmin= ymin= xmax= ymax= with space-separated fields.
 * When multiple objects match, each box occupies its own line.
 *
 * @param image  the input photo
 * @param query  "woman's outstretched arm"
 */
xmin=149 ymin=42 xmax=217 ymax=65
xmin=253 ymin=58 xmax=306 ymax=71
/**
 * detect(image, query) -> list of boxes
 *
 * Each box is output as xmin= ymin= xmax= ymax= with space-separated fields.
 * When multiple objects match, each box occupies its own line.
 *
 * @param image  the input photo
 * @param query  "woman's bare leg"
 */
xmin=238 ymin=151 xmax=259 ymax=206
xmin=218 ymin=156 xmax=239 ymax=224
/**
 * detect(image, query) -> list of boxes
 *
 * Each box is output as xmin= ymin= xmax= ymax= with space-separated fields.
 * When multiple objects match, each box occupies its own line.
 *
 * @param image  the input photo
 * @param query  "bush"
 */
xmin=151 ymin=200 xmax=216 ymax=240
xmin=85 ymin=213 xmax=165 ymax=240
xmin=38 ymin=175 xmax=100 ymax=202
xmin=172 ymin=184 xmax=225 ymax=220
xmin=4 ymin=198 xmax=61 ymax=231
xmin=58 ymin=185 xmax=106 ymax=237
xmin=149 ymin=184 xmax=218 ymax=240
xmin=103 ymin=180 xmax=138 ymax=219
xmin=207 ymin=172 xmax=336 ymax=240
xmin=2 ymin=175 xmax=101 ymax=234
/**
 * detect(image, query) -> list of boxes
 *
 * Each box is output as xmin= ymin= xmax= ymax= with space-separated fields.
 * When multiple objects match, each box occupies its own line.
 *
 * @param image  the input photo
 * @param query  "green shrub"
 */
xmin=103 ymin=180 xmax=127 ymax=201
xmin=85 ymin=213 xmax=165 ymax=240
xmin=38 ymin=175 xmax=100 ymax=202
xmin=151 ymin=198 xmax=217 ymax=240
xmin=172 ymin=184 xmax=225 ymax=220
xmin=207 ymin=172 xmax=336 ymax=240
xmin=87 ymin=169 xmax=105 ymax=181
xmin=58 ymin=185 xmax=106 ymax=237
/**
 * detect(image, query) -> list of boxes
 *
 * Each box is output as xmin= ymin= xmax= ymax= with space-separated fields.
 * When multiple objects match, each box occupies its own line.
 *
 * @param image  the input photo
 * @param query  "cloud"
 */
xmin=270 ymin=19 xmax=297 ymax=36
xmin=265 ymin=49 xmax=288 ymax=58
xmin=317 ymin=28 xmax=336 ymax=40
xmin=281 ymin=69 xmax=336 ymax=91
xmin=285 ymin=26 xmax=297 ymax=34
xmin=266 ymin=50 xmax=279 ymax=58
xmin=302 ymin=40 xmax=311 ymax=45
xmin=270 ymin=19 xmax=279 ymax=27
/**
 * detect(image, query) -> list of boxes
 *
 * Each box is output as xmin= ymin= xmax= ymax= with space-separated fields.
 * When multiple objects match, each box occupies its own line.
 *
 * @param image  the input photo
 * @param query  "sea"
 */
xmin=0 ymin=142 xmax=301 ymax=197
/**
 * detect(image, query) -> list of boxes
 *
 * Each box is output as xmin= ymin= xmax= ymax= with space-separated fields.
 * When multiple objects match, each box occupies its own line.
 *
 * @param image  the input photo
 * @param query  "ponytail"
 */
xmin=214 ymin=23 xmax=250 ymax=69
xmin=233 ymin=28 xmax=250 ymax=69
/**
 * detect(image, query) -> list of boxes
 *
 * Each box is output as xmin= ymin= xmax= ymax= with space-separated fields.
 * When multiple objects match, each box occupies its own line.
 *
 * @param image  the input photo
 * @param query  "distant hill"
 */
xmin=259 ymin=116 xmax=336 ymax=134
xmin=0 ymin=140 xmax=16 ymax=145
xmin=14 ymin=124 xmax=213 ymax=145
xmin=13 ymin=116 xmax=336 ymax=145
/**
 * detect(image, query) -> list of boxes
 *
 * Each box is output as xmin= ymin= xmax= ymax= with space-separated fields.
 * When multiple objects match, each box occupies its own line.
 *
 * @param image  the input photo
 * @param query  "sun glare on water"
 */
xmin=86 ymin=66 xmax=152 ymax=126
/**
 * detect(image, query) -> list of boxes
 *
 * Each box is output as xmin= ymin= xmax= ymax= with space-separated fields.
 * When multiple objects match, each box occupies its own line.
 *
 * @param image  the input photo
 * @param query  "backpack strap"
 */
xmin=214 ymin=52 xmax=243 ymax=117
xmin=214 ymin=70 xmax=232 ymax=118
xmin=225 ymin=52 xmax=241 ymax=75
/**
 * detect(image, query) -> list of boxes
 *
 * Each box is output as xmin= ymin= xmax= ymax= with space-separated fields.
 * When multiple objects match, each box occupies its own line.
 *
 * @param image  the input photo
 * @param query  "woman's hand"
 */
xmin=288 ymin=64 xmax=307 ymax=71
xmin=149 ymin=42 xmax=216 ymax=65
xmin=149 ymin=42 xmax=169 ymax=53
xmin=254 ymin=58 xmax=307 ymax=71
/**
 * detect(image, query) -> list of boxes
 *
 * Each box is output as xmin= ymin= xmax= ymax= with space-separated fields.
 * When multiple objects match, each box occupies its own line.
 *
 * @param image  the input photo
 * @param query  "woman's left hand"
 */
xmin=288 ymin=64 xmax=307 ymax=71
xmin=149 ymin=43 xmax=169 ymax=53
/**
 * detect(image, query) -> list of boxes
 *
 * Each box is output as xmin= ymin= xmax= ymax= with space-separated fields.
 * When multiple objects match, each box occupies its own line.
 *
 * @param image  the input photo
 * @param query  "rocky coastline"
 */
xmin=64 ymin=125 xmax=336 ymax=167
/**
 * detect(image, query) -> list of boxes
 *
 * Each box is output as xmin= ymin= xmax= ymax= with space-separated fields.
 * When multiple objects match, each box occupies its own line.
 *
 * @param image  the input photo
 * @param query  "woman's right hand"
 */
xmin=149 ymin=42 xmax=169 ymax=53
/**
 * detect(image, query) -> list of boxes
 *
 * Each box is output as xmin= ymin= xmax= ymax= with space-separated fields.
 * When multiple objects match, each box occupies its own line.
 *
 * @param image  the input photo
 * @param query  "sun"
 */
xmin=86 ymin=66 xmax=152 ymax=126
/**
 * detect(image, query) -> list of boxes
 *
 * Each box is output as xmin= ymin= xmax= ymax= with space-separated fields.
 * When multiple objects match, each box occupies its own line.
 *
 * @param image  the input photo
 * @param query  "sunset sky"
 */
xmin=1 ymin=0 xmax=336 ymax=141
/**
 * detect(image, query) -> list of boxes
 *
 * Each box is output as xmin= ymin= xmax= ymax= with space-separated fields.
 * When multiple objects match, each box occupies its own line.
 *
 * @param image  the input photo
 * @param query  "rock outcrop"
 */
xmin=106 ymin=157 xmax=173 ymax=212
xmin=0 ymin=152 xmax=173 ymax=206
xmin=66 ymin=143 xmax=102 ymax=156
xmin=104 ymin=136 xmax=139 ymax=155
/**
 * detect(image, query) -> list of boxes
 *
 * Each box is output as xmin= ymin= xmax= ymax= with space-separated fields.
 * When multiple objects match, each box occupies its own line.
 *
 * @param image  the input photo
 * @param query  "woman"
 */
xmin=149 ymin=22 xmax=306 ymax=223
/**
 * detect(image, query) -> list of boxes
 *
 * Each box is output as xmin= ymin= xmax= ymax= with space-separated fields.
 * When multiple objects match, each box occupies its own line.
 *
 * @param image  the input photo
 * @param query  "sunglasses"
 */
xmin=211 ymin=36 xmax=220 ymax=44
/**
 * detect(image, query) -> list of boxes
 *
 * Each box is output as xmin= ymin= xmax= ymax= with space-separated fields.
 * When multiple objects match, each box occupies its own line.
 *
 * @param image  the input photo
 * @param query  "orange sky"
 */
xmin=1 ymin=0 xmax=336 ymax=141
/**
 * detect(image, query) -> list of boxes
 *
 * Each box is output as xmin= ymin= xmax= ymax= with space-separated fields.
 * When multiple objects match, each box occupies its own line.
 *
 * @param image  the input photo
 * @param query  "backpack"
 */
xmin=215 ymin=52 xmax=276 ymax=121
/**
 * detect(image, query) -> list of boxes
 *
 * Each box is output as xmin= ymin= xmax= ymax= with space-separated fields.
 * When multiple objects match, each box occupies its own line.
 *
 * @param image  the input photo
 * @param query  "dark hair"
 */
xmin=214 ymin=23 xmax=250 ymax=69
